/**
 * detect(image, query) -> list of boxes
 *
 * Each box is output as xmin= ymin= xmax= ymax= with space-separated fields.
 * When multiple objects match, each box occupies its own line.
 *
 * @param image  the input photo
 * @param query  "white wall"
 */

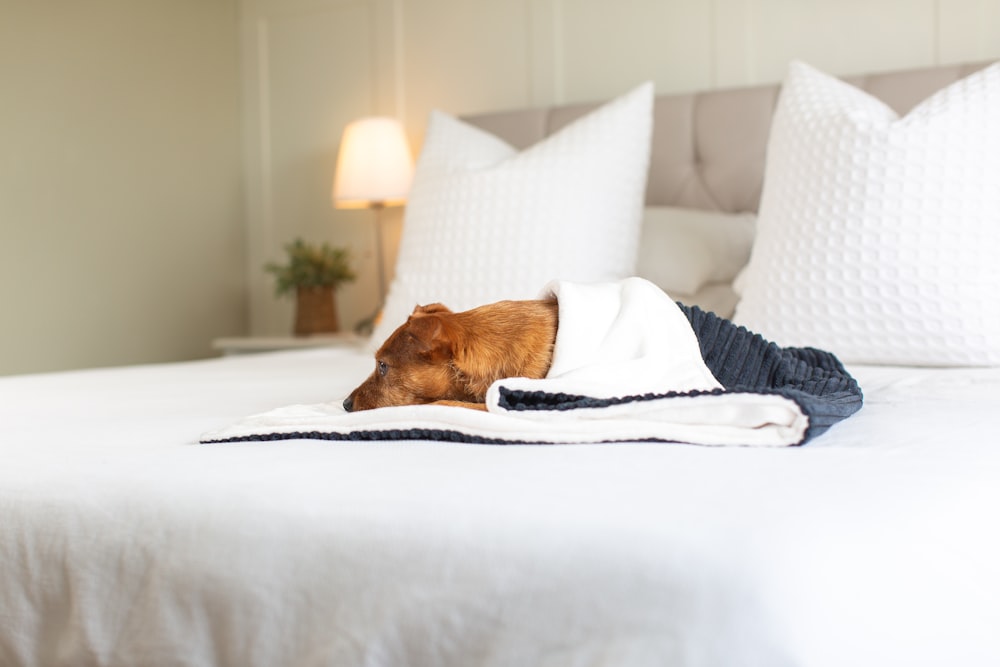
xmin=0 ymin=0 xmax=244 ymax=375
xmin=240 ymin=0 xmax=1000 ymax=337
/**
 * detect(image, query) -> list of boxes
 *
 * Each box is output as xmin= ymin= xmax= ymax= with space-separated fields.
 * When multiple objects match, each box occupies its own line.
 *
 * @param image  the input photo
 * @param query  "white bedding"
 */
xmin=2 ymin=348 xmax=999 ymax=666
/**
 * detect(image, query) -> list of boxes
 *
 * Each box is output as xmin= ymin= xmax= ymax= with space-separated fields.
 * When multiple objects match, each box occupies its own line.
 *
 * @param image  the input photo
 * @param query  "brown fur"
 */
xmin=343 ymin=299 xmax=558 ymax=411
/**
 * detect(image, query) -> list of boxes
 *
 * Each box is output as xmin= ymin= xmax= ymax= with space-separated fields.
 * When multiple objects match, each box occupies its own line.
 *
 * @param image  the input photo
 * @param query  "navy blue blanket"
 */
xmin=497 ymin=304 xmax=863 ymax=444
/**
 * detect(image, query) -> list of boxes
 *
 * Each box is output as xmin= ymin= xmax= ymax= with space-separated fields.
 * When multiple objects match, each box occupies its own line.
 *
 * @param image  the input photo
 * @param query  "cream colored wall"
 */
xmin=0 ymin=0 xmax=244 ymax=376
xmin=241 ymin=0 xmax=1000 ymax=337
xmin=5 ymin=1 xmax=994 ymax=366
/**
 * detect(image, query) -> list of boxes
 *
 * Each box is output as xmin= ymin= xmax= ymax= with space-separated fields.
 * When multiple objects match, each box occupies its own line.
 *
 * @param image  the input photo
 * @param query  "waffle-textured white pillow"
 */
xmin=734 ymin=61 xmax=1000 ymax=366
xmin=370 ymin=83 xmax=653 ymax=346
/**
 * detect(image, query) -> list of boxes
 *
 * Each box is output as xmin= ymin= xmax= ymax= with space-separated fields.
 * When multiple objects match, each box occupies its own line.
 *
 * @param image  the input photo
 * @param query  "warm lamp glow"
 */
xmin=333 ymin=117 xmax=414 ymax=209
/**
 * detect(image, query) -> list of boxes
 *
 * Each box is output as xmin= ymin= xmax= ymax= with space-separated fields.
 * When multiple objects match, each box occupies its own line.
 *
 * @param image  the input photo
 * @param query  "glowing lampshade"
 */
xmin=332 ymin=117 xmax=414 ymax=209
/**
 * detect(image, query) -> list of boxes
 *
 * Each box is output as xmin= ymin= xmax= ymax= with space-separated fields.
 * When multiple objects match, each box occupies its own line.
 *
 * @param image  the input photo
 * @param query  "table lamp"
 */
xmin=332 ymin=116 xmax=414 ymax=333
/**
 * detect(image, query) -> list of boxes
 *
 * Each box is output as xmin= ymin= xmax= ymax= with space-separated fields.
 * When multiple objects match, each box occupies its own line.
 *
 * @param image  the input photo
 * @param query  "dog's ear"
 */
xmin=413 ymin=303 xmax=452 ymax=316
xmin=405 ymin=312 xmax=454 ymax=361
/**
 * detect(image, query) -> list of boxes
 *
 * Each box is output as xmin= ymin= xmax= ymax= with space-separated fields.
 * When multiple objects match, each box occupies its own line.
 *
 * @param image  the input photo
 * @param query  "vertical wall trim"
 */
xmin=709 ymin=0 xmax=718 ymax=86
xmin=526 ymin=0 xmax=559 ymax=106
xmin=712 ymin=0 xmax=755 ymax=87
xmin=367 ymin=1 xmax=380 ymax=111
xmin=933 ymin=0 xmax=941 ymax=63
xmin=393 ymin=0 xmax=406 ymax=120
xmin=524 ymin=0 xmax=535 ymax=104
xmin=551 ymin=0 xmax=565 ymax=104
xmin=745 ymin=0 xmax=758 ymax=84
xmin=977 ymin=0 xmax=991 ymax=55
xmin=255 ymin=17 xmax=274 ymax=254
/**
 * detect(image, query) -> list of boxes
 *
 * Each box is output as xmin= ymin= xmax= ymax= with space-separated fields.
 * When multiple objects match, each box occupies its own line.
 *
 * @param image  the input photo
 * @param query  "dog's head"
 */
xmin=343 ymin=304 xmax=473 ymax=411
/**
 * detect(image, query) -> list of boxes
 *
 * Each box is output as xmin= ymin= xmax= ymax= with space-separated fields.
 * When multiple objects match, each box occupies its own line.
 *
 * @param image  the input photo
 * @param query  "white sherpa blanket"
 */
xmin=203 ymin=278 xmax=822 ymax=447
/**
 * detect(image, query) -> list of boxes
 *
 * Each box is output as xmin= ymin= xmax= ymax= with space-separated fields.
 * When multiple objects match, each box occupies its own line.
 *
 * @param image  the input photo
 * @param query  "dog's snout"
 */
xmin=342 ymin=396 xmax=354 ymax=412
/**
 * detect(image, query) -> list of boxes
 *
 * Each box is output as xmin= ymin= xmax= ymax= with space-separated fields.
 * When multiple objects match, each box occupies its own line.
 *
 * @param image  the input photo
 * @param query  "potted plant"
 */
xmin=265 ymin=238 xmax=357 ymax=335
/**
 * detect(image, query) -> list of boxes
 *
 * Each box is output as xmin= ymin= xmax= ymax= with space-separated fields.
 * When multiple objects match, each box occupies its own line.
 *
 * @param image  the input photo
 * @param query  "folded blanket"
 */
xmin=202 ymin=278 xmax=862 ymax=447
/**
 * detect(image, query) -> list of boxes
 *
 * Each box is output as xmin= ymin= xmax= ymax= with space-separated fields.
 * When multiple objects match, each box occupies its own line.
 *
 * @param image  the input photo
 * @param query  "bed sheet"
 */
xmin=1 ymin=349 xmax=998 ymax=667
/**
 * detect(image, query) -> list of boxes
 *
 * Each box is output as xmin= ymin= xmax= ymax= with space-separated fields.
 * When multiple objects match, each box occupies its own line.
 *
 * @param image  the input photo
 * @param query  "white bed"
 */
xmin=2 ymin=351 xmax=999 ymax=665
xmin=2 ymin=60 xmax=999 ymax=666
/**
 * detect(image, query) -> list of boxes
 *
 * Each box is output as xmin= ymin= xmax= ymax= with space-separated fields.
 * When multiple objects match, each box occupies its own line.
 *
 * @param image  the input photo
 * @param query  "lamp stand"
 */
xmin=354 ymin=201 xmax=388 ymax=336
xmin=372 ymin=201 xmax=387 ymax=308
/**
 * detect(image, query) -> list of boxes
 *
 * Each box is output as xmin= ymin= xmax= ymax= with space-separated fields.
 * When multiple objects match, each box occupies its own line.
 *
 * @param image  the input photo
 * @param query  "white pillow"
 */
xmin=734 ymin=61 xmax=1000 ymax=366
xmin=370 ymin=82 xmax=653 ymax=346
xmin=636 ymin=207 xmax=755 ymax=297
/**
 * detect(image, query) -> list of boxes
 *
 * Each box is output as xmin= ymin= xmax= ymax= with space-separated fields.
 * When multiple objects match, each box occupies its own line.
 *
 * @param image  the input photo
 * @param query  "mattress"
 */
xmin=2 ymin=347 xmax=998 ymax=666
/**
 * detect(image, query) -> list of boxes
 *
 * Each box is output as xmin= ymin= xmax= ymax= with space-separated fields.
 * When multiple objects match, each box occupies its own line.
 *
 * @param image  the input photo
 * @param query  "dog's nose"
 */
xmin=342 ymin=396 xmax=353 ymax=412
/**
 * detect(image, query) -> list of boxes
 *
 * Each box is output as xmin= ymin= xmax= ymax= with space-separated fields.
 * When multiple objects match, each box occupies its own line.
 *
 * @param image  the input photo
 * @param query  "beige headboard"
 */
xmin=464 ymin=62 xmax=991 ymax=214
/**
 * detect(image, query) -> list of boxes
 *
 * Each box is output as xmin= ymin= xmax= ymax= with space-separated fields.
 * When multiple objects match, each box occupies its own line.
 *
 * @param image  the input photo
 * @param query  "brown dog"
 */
xmin=343 ymin=299 xmax=558 ymax=411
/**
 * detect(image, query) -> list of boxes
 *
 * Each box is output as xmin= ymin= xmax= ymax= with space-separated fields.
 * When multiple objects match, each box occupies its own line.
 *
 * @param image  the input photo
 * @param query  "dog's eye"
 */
xmin=377 ymin=360 xmax=388 ymax=377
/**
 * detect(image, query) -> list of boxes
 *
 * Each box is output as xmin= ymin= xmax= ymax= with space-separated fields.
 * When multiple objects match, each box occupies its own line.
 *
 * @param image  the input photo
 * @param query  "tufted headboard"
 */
xmin=464 ymin=62 xmax=990 ymax=214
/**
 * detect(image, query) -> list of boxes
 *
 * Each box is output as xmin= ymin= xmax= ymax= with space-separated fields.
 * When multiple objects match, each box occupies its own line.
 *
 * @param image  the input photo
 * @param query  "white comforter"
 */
xmin=1 ymin=349 xmax=998 ymax=667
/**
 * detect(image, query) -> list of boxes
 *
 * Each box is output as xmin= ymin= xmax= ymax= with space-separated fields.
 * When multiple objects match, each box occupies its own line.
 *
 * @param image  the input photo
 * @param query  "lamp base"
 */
xmin=353 ymin=304 xmax=382 ymax=337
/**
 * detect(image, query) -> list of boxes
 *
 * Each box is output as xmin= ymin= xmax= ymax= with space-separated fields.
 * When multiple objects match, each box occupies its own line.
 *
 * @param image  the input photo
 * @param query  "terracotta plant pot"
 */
xmin=294 ymin=285 xmax=339 ymax=335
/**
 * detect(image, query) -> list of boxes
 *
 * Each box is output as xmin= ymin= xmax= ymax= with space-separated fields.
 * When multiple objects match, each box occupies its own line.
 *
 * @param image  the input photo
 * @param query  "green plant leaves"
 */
xmin=264 ymin=238 xmax=357 ymax=297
